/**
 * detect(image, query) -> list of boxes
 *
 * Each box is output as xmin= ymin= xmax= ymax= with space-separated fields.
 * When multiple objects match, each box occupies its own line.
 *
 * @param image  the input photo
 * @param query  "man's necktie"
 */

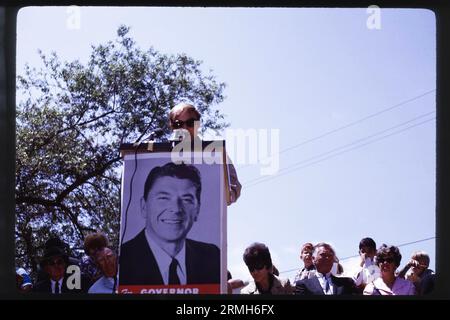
xmin=169 ymin=258 xmax=181 ymax=285
xmin=54 ymin=281 xmax=60 ymax=294
xmin=324 ymin=276 xmax=332 ymax=295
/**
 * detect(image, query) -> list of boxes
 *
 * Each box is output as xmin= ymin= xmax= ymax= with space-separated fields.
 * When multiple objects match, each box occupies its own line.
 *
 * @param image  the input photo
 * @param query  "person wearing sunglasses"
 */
xmin=363 ymin=244 xmax=416 ymax=295
xmin=240 ymin=242 xmax=293 ymax=294
xmin=34 ymin=246 xmax=89 ymax=294
xmin=169 ymin=103 xmax=242 ymax=205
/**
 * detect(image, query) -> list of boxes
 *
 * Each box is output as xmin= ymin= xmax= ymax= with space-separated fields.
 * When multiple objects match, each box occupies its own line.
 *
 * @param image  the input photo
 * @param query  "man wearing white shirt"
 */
xmin=294 ymin=242 xmax=356 ymax=295
xmin=144 ymin=230 xmax=187 ymax=285
xmin=89 ymin=247 xmax=118 ymax=294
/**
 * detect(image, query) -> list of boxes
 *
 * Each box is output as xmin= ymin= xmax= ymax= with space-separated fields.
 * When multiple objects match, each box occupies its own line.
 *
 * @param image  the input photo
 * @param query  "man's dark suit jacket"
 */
xmin=294 ymin=274 xmax=356 ymax=295
xmin=33 ymin=275 xmax=90 ymax=294
xmin=119 ymin=229 xmax=220 ymax=285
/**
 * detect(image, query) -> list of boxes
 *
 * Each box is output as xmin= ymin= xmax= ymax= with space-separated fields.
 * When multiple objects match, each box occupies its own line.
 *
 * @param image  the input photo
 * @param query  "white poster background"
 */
xmin=119 ymin=151 xmax=227 ymax=293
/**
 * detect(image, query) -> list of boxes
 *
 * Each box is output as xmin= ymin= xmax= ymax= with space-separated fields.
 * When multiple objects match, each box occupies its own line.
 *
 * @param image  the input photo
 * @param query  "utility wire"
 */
xmin=236 ymin=89 xmax=436 ymax=170
xmin=243 ymin=111 xmax=435 ymax=187
xmin=243 ymin=116 xmax=435 ymax=189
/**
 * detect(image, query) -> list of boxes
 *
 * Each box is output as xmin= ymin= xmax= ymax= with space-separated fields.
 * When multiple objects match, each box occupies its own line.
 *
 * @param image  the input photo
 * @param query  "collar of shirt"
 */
xmin=372 ymin=276 xmax=412 ymax=295
xmin=89 ymin=276 xmax=116 ymax=293
xmin=145 ymin=230 xmax=187 ymax=285
xmin=363 ymin=257 xmax=375 ymax=268
xmin=101 ymin=276 xmax=115 ymax=289
xmin=316 ymin=272 xmax=333 ymax=294
xmin=255 ymin=273 xmax=275 ymax=294
xmin=50 ymin=278 xmax=63 ymax=293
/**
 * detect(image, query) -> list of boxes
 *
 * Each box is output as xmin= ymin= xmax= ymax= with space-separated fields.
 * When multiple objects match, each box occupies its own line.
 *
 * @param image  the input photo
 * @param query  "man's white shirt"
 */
xmin=145 ymin=230 xmax=187 ymax=285
xmin=353 ymin=258 xmax=381 ymax=286
xmin=50 ymin=278 xmax=63 ymax=294
xmin=316 ymin=272 xmax=334 ymax=295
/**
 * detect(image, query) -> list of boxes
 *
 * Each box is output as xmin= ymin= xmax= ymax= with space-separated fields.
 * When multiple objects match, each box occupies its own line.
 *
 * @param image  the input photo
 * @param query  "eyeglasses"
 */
xmin=248 ymin=263 xmax=266 ymax=272
xmin=378 ymin=257 xmax=395 ymax=264
xmin=47 ymin=258 xmax=65 ymax=266
xmin=171 ymin=118 xmax=199 ymax=129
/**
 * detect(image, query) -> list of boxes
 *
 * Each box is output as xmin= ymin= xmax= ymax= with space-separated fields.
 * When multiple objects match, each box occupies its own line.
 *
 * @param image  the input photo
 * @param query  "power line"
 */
xmin=245 ymin=116 xmax=435 ymax=189
xmin=243 ymin=111 xmax=435 ymax=187
xmin=279 ymin=236 xmax=436 ymax=275
xmin=243 ymin=116 xmax=435 ymax=189
xmin=236 ymin=89 xmax=436 ymax=170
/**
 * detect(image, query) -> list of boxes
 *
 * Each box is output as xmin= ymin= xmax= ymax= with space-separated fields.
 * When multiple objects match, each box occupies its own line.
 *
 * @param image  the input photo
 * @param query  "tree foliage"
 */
xmin=15 ymin=25 xmax=227 ymax=274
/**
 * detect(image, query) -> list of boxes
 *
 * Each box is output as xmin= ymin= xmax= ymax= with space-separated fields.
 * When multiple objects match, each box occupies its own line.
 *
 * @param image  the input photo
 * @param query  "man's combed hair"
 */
xmin=312 ymin=242 xmax=336 ymax=259
xmin=243 ymin=242 xmax=273 ymax=269
xmin=143 ymin=162 xmax=202 ymax=203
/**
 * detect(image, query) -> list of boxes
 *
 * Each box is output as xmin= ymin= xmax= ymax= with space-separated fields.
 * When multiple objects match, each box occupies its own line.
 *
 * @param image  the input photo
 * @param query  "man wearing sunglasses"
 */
xmin=34 ymin=246 xmax=89 ymax=294
xmin=240 ymin=242 xmax=293 ymax=294
xmin=169 ymin=103 xmax=242 ymax=205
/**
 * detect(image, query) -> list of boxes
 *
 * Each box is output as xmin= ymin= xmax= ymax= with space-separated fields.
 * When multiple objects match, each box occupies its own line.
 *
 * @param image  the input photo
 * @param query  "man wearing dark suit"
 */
xmin=34 ymin=246 xmax=89 ymax=294
xmin=294 ymin=242 xmax=356 ymax=295
xmin=119 ymin=162 xmax=220 ymax=286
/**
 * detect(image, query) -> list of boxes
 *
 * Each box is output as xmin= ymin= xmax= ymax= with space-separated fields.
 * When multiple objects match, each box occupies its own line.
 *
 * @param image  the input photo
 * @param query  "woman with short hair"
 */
xmin=363 ymin=244 xmax=415 ymax=295
xmin=241 ymin=242 xmax=293 ymax=295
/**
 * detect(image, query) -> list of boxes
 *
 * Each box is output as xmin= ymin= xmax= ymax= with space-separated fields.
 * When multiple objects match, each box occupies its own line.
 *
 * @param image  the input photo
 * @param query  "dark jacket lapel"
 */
xmin=185 ymin=239 xmax=199 ymax=284
xmin=120 ymin=229 xmax=164 ymax=285
xmin=136 ymin=230 xmax=164 ymax=285
xmin=310 ymin=276 xmax=325 ymax=295
xmin=331 ymin=275 xmax=351 ymax=295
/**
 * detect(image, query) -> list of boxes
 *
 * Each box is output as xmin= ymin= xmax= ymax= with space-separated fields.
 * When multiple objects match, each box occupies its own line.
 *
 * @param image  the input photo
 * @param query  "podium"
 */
xmin=117 ymin=140 xmax=229 ymax=294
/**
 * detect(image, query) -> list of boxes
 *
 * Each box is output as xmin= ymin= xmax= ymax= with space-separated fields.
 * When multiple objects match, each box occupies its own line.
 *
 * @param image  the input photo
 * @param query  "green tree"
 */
xmin=15 ymin=25 xmax=227 ymax=275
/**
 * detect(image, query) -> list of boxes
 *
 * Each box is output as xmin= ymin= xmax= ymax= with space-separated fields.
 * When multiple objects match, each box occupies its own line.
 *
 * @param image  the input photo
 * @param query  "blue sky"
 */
xmin=17 ymin=7 xmax=436 ymax=282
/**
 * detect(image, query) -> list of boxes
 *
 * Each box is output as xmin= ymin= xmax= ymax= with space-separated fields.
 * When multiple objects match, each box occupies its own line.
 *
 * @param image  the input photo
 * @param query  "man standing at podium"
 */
xmin=119 ymin=162 xmax=220 ymax=286
xmin=168 ymin=102 xmax=242 ymax=205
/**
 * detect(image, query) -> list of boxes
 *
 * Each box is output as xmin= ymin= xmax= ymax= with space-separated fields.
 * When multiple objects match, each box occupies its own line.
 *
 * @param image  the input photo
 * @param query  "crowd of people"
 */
xmin=16 ymin=233 xmax=117 ymax=294
xmin=15 ymin=233 xmax=435 ymax=296
xmin=229 ymin=238 xmax=435 ymax=296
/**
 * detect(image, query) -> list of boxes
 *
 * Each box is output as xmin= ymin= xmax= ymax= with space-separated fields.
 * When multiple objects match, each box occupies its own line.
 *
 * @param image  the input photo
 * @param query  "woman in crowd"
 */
xmin=363 ymin=244 xmax=415 ymax=295
xmin=241 ymin=242 xmax=293 ymax=295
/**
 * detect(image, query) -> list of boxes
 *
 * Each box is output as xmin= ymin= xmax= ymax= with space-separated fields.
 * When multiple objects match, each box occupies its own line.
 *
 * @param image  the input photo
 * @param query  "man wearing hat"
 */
xmin=34 ymin=245 xmax=88 ymax=293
